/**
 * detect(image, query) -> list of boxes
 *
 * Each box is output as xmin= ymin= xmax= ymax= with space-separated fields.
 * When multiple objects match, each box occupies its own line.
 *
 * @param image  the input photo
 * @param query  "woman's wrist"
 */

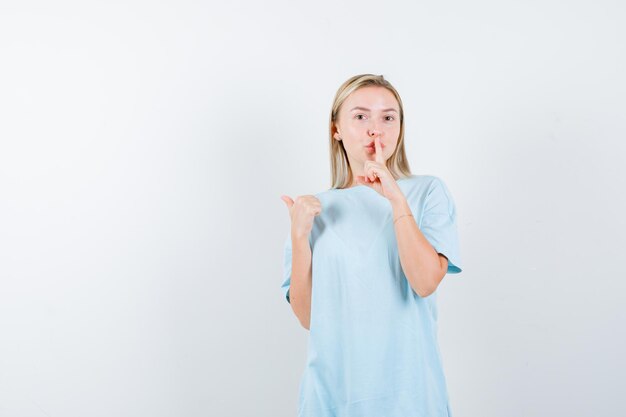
xmin=291 ymin=232 xmax=309 ymax=242
xmin=389 ymin=194 xmax=410 ymax=212
xmin=390 ymin=196 xmax=412 ymax=221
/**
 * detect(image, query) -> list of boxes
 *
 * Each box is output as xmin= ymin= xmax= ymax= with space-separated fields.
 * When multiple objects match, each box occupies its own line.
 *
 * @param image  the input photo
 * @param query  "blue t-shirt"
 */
xmin=281 ymin=174 xmax=463 ymax=417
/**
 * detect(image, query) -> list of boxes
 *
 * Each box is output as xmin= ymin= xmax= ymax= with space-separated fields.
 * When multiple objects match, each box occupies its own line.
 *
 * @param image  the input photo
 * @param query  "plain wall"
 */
xmin=1 ymin=0 xmax=625 ymax=416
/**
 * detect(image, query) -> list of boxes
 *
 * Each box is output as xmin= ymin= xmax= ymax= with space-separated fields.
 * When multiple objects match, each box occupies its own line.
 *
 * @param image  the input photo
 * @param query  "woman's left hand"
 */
xmin=355 ymin=136 xmax=405 ymax=203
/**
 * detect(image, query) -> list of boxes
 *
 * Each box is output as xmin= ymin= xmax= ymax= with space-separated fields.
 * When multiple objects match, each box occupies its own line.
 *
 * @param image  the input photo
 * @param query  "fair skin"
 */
xmin=278 ymin=196 xmax=318 ymax=330
xmin=333 ymin=86 xmax=401 ymax=190
xmin=280 ymin=86 xmax=448 ymax=330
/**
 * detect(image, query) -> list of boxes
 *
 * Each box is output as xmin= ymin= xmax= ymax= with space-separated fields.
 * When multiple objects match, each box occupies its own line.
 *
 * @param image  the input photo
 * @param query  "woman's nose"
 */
xmin=368 ymin=120 xmax=382 ymax=137
xmin=368 ymin=128 xmax=382 ymax=137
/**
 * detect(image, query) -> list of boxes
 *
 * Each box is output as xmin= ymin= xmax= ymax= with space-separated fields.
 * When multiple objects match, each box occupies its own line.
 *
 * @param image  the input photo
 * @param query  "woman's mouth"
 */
xmin=365 ymin=142 xmax=384 ymax=152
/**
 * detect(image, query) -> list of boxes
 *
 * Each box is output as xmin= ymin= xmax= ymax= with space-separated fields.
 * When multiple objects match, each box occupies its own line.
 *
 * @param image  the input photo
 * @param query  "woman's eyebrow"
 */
xmin=349 ymin=106 xmax=398 ymax=113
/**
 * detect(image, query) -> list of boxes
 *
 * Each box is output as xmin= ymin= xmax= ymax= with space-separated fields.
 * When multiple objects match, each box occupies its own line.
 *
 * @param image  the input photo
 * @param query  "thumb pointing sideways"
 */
xmin=280 ymin=195 xmax=294 ymax=210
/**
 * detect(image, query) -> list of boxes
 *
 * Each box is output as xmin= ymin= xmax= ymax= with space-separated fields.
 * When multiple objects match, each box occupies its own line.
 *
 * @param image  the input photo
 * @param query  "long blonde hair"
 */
xmin=329 ymin=74 xmax=412 ymax=189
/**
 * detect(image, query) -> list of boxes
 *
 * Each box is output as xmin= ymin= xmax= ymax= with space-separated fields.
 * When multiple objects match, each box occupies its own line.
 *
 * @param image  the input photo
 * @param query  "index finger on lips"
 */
xmin=374 ymin=136 xmax=384 ymax=164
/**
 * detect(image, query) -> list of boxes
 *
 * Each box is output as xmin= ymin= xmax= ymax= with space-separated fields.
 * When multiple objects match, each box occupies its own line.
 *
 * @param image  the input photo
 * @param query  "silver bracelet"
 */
xmin=393 ymin=213 xmax=413 ymax=225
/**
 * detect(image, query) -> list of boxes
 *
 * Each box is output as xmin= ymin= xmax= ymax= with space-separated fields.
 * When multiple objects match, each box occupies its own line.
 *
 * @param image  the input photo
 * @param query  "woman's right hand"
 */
xmin=280 ymin=195 xmax=322 ymax=239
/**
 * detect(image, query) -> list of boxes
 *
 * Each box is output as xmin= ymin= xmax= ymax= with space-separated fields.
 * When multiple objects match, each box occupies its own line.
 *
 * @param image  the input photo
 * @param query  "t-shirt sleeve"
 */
xmin=281 ymin=234 xmax=292 ymax=303
xmin=419 ymin=177 xmax=463 ymax=274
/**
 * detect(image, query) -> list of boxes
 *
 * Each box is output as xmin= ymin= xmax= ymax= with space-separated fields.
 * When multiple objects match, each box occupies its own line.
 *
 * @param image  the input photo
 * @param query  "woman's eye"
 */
xmin=355 ymin=114 xmax=394 ymax=121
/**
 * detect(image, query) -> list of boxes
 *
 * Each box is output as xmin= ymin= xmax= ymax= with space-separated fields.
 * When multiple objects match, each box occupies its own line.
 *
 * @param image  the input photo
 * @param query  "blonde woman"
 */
xmin=280 ymin=74 xmax=463 ymax=417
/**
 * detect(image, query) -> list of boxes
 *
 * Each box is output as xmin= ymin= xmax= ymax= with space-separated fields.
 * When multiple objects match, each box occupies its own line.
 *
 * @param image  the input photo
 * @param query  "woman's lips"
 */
xmin=365 ymin=144 xmax=383 ymax=154
xmin=365 ymin=143 xmax=384 ymax=152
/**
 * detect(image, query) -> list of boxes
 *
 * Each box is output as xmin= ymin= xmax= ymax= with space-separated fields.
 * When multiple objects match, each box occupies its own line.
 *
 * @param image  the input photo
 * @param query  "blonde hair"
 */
xmin=329 ymin=74 xmax=412 ymax=189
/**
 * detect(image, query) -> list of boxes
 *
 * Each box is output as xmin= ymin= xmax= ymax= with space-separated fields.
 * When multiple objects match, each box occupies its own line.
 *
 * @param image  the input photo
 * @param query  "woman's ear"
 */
xmin=333 ymin=127 xmax=342 ymax=141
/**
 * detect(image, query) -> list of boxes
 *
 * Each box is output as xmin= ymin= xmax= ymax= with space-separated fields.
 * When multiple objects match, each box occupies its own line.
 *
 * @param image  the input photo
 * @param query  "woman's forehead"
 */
xmin=345 ymin=86 xmax=399 ymax=111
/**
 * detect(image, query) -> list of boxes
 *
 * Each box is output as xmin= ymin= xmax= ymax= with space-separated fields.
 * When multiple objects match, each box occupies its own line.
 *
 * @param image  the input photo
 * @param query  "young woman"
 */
xmin=280 ymin=74 xmax=463 ymax=417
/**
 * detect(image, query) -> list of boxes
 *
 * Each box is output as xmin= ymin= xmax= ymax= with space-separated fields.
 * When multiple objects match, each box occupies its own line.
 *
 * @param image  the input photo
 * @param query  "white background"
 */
xmin=1 ymin=1 xmax=625 ymax=416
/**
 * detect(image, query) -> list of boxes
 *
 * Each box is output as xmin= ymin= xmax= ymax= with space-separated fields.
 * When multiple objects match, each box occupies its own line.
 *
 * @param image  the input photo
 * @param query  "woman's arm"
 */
xmin=289 ymin=234 xmax=313 ymax=330
xmin=391 ymin=197 xmax=448 ymax=298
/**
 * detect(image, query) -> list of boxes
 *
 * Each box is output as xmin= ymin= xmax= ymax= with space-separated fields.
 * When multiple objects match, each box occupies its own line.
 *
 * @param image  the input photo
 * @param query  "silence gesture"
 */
xmin=355 ymin=136 xmax=404 ymax=203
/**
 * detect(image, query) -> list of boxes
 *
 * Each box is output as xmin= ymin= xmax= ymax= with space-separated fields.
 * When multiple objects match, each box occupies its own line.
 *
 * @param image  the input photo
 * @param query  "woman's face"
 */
xmin=333 ymin=86 xmax=401 ymax=169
